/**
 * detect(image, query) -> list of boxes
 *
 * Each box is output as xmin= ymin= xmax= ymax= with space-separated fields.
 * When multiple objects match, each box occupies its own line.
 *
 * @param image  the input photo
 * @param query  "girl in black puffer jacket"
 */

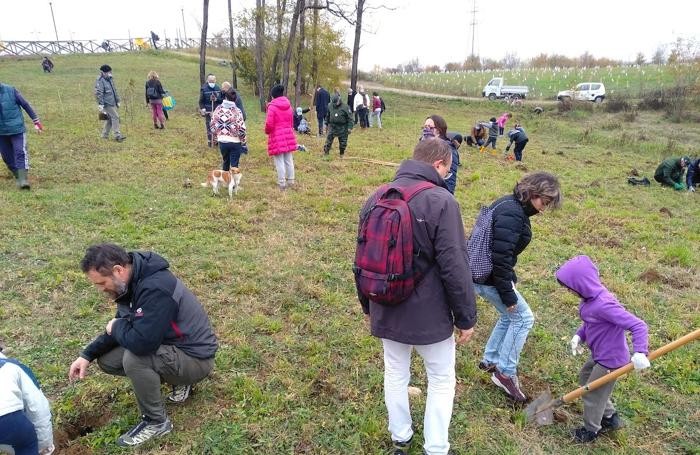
xmin=471 ymin=172 xmax=562 ymax=402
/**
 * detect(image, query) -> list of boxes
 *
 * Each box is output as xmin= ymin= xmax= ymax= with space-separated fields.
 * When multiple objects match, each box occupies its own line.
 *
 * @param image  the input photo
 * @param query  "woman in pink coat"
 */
xmin=265 ymin=84 xmax=298 ymax=190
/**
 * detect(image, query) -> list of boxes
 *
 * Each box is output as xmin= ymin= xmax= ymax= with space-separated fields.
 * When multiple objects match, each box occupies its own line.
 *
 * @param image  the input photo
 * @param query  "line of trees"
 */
xmin=382 ymin=38 xmax=700 ymax=74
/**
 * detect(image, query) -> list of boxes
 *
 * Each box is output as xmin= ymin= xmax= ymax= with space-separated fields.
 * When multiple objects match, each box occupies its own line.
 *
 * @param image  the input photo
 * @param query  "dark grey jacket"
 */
xmin=357 ymin=160 xmax=477 ymax=345
xmin=95 ymin=75 xmax=120 ymax=106
xmin=82 ymin=252 xmax=218 ymax=361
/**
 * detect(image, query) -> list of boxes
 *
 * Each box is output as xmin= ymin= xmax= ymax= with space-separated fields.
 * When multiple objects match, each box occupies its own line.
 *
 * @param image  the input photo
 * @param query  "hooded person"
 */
xmin=556 ymin=255 xmax=649 ymax=443
xmin=265 ymin=84 xmax=298 ymax=190
xmin=293 ymin=106 xmax=311 ymax=133
xmin=198 ymin=74 xmax=223 ymax=146
xmin=323 ymin=94 xmax=353 ymax=157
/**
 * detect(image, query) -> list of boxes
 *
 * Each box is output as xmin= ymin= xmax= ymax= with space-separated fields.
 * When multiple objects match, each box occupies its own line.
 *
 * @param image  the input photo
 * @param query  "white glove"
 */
xmin=570 ymin=334 xmax=584 ymax=356
xmin=200 ymin=108 xmax=207 ymax=115
xmin=98 ymin=104 xmax=104 ymax=112
xmin=116 ymin=102 xmax=121 ymax=108
xmin=631 ymin=352 xmax=650 ymax=370
xmin=40 ymin=444 xmax=55 ymax=455
xmin=689 ymin=186 xmax=696 ymax=192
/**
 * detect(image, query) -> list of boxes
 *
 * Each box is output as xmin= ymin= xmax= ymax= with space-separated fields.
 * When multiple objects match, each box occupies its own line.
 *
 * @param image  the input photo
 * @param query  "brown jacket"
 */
xmin=356 ymin=160 xmax=477 ymax=345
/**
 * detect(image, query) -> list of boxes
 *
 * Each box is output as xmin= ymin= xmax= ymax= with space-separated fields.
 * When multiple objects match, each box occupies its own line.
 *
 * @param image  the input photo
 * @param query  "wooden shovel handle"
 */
xmin=562 ymin=327 xmax=700 ymax=404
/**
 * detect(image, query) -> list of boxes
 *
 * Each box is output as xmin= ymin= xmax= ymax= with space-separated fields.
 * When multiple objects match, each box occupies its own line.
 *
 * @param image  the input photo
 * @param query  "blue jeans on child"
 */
xmin=0 ymin=410 xmax=38 ymax=455
xmin=474 ymin=283 xmax=534 ymax=377
xmin=219 ymin=142 xmax=244 ymax=171
xmin=486 ymin=136 xmax=497 ymax=149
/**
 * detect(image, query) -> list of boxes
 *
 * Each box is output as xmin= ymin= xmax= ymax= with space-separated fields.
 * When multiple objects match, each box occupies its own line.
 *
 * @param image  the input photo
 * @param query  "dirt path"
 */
xmin=354 ymin=80 xmax=557 ymax=106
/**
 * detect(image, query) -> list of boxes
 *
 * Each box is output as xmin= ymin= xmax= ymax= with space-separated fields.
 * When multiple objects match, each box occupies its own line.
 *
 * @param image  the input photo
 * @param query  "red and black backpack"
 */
xmin=353 ymin=182 xmax=435 ymax=305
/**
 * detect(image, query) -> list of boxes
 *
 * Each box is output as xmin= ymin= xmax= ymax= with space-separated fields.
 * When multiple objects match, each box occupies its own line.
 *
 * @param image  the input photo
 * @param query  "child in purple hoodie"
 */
xmin=555 ymin=255 xmax=650 ymax=443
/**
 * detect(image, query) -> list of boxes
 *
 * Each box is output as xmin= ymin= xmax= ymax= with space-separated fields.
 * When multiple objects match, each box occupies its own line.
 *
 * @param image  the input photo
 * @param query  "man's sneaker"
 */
xmin=491 ymin=371 xmax=527 ymax=402
xmin=167 ymin=384 xmax=192 ymax=403
xmin=117 ymin=416 xmax=173 ymax=447
xmin=600 ymin=412 xmax=624 ymax=433
xmin=572 ymin=427 xmax=599 ymax=443
xmin=478 ymin=361 xmax=497 ymax=373
xmin=391 ymin=436 xmax=412 ymax=455
xmin=115 ymin=135 xmax=126 ymax=142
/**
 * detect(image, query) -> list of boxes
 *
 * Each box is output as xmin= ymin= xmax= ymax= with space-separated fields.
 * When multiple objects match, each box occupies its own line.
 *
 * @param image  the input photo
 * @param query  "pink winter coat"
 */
xmin=265 ymin=96 xmax=298 ymax=156
xmin=497 ymin=113 xmax=510 ymax=128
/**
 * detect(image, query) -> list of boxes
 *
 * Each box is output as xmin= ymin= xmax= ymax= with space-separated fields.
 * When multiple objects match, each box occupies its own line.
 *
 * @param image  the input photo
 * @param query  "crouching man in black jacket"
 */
xmin=68 ymin=243 xmax=218 ymax=448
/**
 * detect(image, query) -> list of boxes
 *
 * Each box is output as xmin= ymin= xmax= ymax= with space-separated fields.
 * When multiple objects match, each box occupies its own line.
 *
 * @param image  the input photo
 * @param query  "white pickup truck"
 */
xmin=482 ymin=77 xmax=529 ymax=100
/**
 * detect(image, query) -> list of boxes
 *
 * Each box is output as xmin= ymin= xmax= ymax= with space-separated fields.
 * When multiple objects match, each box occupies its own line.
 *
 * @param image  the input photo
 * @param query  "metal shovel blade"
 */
xmin=525 ymin=388 xmax=554 ymax=426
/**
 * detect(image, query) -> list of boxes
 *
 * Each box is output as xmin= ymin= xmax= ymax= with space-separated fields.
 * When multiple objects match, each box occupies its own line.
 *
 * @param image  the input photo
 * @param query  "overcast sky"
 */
xmin=1 ymin=0 xmax=697 ymax=70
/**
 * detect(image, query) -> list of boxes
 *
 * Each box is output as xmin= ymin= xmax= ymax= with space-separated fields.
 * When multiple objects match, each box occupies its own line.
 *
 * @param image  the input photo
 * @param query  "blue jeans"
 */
xmin=474 ymin=283 xmax=534 ymax=377
xmin=0 ymin=410 xmax=38 ymax=455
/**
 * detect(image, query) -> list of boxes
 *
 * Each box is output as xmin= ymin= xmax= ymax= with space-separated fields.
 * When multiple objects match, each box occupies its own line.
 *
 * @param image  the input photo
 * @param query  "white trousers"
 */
xmin=382 ymin=336 xmax=456 ymax=455
xmin=272 ymin=152 xmax=295 ymax=186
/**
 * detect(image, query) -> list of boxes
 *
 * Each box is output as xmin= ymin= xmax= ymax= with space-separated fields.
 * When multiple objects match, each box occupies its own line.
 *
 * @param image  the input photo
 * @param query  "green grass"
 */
xmin=0 ymin=52 xmax=699 ymax=454
xmin=376 ymin=65 xmax=689 ymax=99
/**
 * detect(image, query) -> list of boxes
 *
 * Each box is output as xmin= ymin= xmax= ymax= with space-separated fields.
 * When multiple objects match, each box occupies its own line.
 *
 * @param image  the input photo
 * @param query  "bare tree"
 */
xmin=310 ymin=0 xmax=320 ymax=86
xmin=294 ymin=3 xmax=307 ymax=106
xmin=281 ymin=0 xmax=303 ymax=94
xmin=254 ymin=0 xmax=266 ymax=111
xmin=349 ymin=0 xmax=365 ymax=91
xmin=269 ymin=0 xmax=288 ymax=89
xmin=227 ymin=0 xmax=238 ymax=88
xmin=199 ymin=0 xmax=210 ymax=85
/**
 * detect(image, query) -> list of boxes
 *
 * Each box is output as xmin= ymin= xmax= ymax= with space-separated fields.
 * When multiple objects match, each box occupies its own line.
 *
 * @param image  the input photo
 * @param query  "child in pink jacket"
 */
xmin=265 ymin=84 xmax=298 ymax=190
xmin=496 ymin=112 xmax=512 ymax=136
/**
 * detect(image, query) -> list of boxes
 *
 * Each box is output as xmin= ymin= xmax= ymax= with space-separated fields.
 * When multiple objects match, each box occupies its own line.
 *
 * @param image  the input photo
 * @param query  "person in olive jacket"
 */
xmin=654 ymin=156 xmax=690 ymax=190
xmin=472 ymin=172 xmax=562 ymax=402
xmin=323 ymin=95 xmax=353 ymax=156
xmin=357 ymin=139 xmax=477 ymax=455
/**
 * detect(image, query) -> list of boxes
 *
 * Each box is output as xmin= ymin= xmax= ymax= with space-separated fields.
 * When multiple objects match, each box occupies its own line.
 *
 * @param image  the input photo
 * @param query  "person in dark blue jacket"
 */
xmin=68 ymin=244 xmax=218 ymax=448
xmin=686 ymin=158 xmax=699 ymax=192
xmin=422 ymin=115 xmax=459 ymax=194
xmin=505 ymin=123 xmax=529 ymax=162
xmin=198 ymin=74 xmax=223 ymax=146
xmin=313 ymin=85 xmax=331 ymax=136
xmin=0 ymin=83 xmax=43 ymax=190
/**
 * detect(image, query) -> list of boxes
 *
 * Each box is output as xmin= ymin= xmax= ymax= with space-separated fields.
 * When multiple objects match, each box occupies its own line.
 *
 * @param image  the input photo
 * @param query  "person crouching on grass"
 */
xmin=556 ymin=255 xmax=650 ymax=443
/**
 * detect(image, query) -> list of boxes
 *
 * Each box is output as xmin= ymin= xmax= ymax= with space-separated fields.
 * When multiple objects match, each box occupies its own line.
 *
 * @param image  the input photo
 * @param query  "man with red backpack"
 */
xmin=354 ymin=138 xmax=477 ymax=455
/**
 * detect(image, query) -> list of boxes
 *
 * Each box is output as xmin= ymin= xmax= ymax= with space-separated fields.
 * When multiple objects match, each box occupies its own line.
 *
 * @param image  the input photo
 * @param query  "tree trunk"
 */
xmin=254 ymin=0 xmax=266 ymax=112
xmin=310 ymin=0 xmax=320 ymax=87
xmin=227 ymin=0 xmax=238 ymax=89
xmin=281 ymin=0 xmax=302 ymax=95
xmin=199 ymin=0 xmax=210 ymax=86
xmin=350 ymin=0 xmax=364 ymax=92
xmin=269 ymin=0 xmax=287 ymax=89
xmin=294 ymin=4 xmax=306 ymax=106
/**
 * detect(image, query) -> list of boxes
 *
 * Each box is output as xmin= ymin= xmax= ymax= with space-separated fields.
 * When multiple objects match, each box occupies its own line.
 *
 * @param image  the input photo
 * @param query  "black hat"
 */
xmin=452 ymin=133 xmax=463 ymax=144
xmin=270 ymin=84 xmax=285 ymax=99
xmin=100 ymin=64 xmax=112 ymax=72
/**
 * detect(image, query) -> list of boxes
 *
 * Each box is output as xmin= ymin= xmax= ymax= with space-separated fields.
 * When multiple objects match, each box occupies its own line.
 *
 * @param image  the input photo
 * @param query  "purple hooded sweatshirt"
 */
xmin=556 ymin=255 xmax=648 ymax=369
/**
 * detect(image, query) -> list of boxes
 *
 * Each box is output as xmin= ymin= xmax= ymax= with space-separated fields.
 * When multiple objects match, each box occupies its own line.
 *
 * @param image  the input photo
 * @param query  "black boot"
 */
xmin=16 ymin=169 xmax=30 ymax=190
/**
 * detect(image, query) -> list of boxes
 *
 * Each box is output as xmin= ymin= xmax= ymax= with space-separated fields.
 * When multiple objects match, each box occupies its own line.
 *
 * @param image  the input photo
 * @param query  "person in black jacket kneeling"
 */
xmin=472 ymin=172 xmax=562 ymax=402
xmin=68 ymin=244 xmax=218 ymax=448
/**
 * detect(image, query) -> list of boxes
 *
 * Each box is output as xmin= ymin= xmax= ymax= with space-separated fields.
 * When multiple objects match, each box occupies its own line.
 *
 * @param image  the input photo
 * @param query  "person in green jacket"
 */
xmin=323 ymin=95 xmax=353 ymax=156
xmin=654 ymin=156 xmax=690 ymax=190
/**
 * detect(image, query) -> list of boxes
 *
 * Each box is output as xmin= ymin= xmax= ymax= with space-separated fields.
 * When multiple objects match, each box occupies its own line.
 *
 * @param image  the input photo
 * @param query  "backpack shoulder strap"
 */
xmin=392 ymin=181 xmax=436 ymax=201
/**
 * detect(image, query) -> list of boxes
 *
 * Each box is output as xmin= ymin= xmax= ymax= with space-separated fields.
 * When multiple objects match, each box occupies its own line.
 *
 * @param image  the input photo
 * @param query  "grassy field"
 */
xmin=375 ymin=65 xmax=687 ymax=99
xmin=0 ymin=52 xmax=699 ymax=455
